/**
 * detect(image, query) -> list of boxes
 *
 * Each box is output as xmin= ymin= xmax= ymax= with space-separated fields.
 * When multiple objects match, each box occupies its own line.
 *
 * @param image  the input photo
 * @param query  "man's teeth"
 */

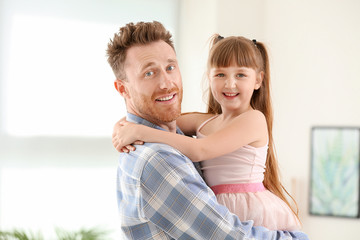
xmin=224 ymin=93 xmax=238 ymax=96
xmin=157 ymin=95 xmax=174 ymax=101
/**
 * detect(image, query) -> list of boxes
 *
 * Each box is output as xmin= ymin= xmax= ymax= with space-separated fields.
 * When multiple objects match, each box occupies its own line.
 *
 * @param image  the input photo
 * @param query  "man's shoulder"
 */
xmin=138 ymin=143 xmax=191 ymax=168
xmin=118 ymin=142 xmax=190 ymax=177
xmin=135 ymin=142 xmax=185 ymax=159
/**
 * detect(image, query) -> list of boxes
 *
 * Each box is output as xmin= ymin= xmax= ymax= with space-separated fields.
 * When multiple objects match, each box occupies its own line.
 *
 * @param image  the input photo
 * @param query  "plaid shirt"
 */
xmin=116 ymin=113 xmax=309 ymax=240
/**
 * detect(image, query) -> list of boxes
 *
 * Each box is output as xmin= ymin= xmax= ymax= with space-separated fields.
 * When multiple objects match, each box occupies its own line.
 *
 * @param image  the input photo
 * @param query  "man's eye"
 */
xmin=167 ymin=65 xmax=175 ymax=71
xmin=145 ymin=71 xmax=154 ymax=77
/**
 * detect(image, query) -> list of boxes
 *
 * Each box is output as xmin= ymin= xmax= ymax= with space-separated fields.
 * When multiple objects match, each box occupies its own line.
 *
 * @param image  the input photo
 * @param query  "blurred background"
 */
xmin=0 ymin=0 xmax=359 ymax=239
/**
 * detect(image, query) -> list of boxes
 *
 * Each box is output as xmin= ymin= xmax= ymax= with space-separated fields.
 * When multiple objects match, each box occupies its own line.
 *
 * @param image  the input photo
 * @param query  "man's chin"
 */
xmin=157 ymin=111 xmax=181 ymax=123
xmin=136 ymin=101 xmax=181 ymax=123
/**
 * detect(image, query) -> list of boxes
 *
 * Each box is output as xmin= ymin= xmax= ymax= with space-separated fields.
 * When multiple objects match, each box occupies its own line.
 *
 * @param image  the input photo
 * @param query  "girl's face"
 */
xmin=209 ymin=62 xmax=263 ymax=115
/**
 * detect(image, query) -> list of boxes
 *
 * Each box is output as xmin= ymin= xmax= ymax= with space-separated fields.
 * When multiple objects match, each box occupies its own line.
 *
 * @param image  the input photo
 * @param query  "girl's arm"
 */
xmin=112 ymin=112 xmax=212 ymax=152
xmin=114 ymin=110 xmax=268 ymax=162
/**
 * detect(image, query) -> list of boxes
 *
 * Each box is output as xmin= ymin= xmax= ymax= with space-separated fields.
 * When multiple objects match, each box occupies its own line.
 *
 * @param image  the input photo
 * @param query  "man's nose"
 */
xmin=159 ymin=71 xmax=173 ymax=89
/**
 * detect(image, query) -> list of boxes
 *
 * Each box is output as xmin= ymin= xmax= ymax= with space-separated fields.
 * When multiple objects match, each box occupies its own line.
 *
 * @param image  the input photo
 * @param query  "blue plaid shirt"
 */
xmin=116 ymin=113 xmax=309 ymax=240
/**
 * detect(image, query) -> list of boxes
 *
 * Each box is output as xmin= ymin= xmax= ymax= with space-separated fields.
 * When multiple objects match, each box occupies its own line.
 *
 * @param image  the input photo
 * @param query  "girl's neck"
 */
xmin=220 ymin=106 xmax=253 ymax=122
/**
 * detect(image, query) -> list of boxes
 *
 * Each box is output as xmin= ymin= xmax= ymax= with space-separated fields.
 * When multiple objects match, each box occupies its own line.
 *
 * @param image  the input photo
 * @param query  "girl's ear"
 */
xmin=255 ymin=71 xmax=264 ymax=90
xmin=114 ymin=79 xmax=130 ymax=98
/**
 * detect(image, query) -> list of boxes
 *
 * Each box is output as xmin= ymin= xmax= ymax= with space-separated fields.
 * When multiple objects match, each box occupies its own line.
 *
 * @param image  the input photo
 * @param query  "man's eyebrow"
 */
xmin=140 ymin=59 xmax=177 ymax=72
xmin=140 ymin=62 xmax=156 ymax=72
xmin=168 ymin=58 xmax=177 ymax=64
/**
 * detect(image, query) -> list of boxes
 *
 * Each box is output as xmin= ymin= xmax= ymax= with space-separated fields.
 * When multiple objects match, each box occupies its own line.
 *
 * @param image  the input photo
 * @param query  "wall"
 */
xmin=178 ymin=0 xmax=360 ymax=239
xmin=265 ymin=1 xmax=360 ymax=239
xmin=178 ymin=0 xmax=217 ymax=113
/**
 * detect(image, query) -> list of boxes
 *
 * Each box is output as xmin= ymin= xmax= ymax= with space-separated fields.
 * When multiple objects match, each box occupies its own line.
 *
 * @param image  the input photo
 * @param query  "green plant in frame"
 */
xmin=0 ymin=229 xmax=43 ymax=240
xmin=310 ymin=127 xmax=360 ymax=217
xmin=55 ymin=227 xmax=109 ymax=240
xmin=0 ymin=227 xmax=110 ymax=240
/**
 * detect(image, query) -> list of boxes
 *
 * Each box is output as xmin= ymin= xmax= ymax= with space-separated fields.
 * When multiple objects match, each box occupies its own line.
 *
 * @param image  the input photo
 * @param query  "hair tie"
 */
xmin=252 ymin=39 xmax=257 ymax=46
xmin=218 ymin=35 xmax=224 ymax=40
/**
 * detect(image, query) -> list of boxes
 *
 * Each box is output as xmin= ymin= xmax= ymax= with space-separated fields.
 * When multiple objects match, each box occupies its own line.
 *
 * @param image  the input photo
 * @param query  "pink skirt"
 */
xmin=211 ymin=183 xmax=301 ymax=231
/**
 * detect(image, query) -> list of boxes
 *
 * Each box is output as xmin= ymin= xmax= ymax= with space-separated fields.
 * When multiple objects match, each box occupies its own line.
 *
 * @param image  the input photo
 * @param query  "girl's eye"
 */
xmin=145 ymin=71 xmax=154 ymax=77
xmin=216 ymin=73 xmax=225 ymax=77
xmin=237 ymin=73 xmax=245 ymax=78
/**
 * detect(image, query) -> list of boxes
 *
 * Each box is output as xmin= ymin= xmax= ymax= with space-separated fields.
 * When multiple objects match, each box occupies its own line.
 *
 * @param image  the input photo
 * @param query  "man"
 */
xmin=107 ymin=21 xmax=308 ymax=239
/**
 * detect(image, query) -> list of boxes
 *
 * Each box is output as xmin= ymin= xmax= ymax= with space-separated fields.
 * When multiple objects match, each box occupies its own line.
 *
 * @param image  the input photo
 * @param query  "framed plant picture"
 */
xmin=310 ymin=127 xmax=360 ymax=218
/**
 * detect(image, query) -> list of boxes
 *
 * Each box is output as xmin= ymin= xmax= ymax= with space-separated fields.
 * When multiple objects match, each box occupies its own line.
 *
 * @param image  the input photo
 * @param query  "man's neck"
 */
xmin=157 ymin=122 xmax=177 ymax=133
xmin=127 ymin=112 xmax=177 ymax=133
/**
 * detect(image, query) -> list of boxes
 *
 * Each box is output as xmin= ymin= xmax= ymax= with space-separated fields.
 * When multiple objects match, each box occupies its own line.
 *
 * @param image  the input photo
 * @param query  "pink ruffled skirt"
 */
xmin=211 ymin=183 xmax=301 ymax=231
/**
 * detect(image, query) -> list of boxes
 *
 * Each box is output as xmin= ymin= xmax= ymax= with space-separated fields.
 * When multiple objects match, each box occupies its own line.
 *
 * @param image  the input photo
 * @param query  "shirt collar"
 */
xmin=126 ymin=112 xmax=183 ymax=135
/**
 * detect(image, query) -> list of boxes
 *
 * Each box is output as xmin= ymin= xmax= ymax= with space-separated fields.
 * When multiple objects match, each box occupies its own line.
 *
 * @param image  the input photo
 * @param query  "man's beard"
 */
xmin=134 ymin=87 xmax=182 ymax=123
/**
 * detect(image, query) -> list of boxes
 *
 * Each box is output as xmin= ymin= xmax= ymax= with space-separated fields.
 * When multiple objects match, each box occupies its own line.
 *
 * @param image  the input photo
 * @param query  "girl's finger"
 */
xmin=134 ymin=140 xmax=144 ymax=145
xmin=120 ymin=147 xmax=129 ymax=153
xmin=125 ymin=145 xmax=135 ymax=151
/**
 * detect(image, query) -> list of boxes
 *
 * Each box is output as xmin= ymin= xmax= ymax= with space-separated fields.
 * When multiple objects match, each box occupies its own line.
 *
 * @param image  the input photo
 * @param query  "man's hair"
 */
xmin=107 ymin=21 xmax=174 ymax=80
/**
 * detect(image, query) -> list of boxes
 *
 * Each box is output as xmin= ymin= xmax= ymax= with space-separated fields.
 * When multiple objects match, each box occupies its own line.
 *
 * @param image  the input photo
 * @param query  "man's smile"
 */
xmin=156 ymin=93 xmax=176 ymax=102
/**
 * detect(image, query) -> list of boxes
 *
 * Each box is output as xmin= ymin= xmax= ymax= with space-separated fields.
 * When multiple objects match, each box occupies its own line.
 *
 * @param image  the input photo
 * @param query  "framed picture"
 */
xmin=310 ymin=127 xmax=360 ymax=218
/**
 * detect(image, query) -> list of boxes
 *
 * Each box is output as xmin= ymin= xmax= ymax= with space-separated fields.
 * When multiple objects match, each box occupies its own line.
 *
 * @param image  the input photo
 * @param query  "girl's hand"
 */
xmin=112 ymin=118 xmax=144 ymax=153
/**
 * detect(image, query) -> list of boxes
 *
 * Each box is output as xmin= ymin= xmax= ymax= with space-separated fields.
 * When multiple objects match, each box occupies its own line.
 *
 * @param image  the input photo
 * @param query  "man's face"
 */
xmin=118 ymin=40 xmax=183 ymax=126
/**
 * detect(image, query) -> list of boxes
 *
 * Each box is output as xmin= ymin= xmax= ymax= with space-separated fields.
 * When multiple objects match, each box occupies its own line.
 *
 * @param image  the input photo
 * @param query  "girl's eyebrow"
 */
xmin=212 ymin=66 xmax=248 ymax=70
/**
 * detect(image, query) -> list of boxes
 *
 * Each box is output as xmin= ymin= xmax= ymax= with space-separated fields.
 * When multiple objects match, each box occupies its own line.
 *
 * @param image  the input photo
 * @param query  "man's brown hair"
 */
xmin=107 ymin=21 xmax=174 ymax=80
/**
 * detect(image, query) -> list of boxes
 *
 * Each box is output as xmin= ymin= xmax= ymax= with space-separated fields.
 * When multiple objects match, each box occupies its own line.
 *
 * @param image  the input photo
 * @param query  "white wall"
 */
xmin=178 ymin=0 xmax=360 ymax=239
xmin=266 ymin=1 xmax=360 ymax=239
xmin=178 ymin=0 xmax=217 ymax=113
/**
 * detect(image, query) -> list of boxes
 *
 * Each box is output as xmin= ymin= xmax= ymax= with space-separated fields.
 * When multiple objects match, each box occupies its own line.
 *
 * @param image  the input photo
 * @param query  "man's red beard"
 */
xmin=134 ymin=87 xmax=183 ymax=123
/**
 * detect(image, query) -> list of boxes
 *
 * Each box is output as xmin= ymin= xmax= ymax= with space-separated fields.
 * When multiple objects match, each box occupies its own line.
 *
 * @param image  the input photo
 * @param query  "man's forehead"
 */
xmin=128 ymin=41 xmax=175 ymax=59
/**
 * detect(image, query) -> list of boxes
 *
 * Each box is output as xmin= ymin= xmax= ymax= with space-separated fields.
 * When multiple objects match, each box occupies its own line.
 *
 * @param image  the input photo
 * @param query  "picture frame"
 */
xmin=309 ymin=126 xmax=360 ymax=218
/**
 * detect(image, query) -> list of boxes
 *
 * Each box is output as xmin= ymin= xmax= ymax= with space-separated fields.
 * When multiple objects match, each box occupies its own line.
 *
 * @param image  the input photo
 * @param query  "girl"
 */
xmin=112 ymin=35 xmax=301 ymax=231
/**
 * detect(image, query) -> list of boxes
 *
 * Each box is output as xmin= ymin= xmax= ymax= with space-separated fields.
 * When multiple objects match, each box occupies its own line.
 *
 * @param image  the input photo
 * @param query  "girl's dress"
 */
xmin=197 ymin=115 xmax=301 ymax=231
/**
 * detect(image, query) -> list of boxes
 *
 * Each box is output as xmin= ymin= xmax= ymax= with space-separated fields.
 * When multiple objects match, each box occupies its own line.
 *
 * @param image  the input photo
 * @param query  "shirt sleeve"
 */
xmin=139 ymin=148 xmax=309 ymax=240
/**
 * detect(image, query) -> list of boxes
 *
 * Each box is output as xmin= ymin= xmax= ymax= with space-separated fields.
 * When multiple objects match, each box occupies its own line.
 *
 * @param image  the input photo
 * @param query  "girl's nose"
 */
xmin=225 ymin=77 xmax=236 ymax=88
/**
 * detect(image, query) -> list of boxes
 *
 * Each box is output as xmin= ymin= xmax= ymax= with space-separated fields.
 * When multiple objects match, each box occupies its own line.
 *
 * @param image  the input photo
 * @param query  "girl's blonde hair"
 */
xmin=206 ymin=35 xmax=300 ymax=221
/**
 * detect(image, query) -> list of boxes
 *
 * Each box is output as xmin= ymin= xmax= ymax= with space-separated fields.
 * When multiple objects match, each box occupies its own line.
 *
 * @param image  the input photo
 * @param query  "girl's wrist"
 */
xmin=136 ymin=125 xmax=146 ymax=140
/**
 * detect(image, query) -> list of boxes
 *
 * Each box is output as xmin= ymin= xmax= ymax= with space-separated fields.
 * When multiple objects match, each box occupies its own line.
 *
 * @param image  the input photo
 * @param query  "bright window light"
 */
xmin=3 ymin=15 xmax=125 ymax=136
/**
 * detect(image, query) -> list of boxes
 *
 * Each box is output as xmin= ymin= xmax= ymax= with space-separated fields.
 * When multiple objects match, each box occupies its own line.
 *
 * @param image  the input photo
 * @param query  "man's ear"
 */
xmin=255 ymin=71 xmax=264 ymax=90
xmin=114 ymin=79 xmax=129 ymax=98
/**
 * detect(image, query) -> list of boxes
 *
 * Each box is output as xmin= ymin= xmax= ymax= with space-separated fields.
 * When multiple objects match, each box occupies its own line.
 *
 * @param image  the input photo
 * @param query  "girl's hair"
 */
xmin=206 ymin=34 xmax=300 ymax=221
